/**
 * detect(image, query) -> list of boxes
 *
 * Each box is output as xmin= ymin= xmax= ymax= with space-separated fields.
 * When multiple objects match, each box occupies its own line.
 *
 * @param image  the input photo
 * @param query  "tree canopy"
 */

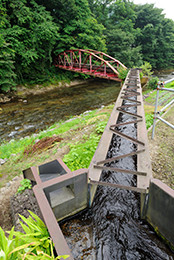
xmin=0 ymin=0 xmax=174 ymax=92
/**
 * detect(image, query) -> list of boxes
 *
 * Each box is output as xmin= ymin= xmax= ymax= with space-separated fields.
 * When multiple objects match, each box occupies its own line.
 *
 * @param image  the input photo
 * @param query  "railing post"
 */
xmin=152 ymin=83 xmax=160 ymax=139
xmin=79 ymin=50 xmax=81 ymax=71
xmin=89 ymin=54 xmax=92 ymax=73
xmin=104 ymin=63 xmax=106 ymax=76
xmin=64 ymin=52 xmax=66 ymax=67
xmin=70 ymin=51 xmax=73 ymax=68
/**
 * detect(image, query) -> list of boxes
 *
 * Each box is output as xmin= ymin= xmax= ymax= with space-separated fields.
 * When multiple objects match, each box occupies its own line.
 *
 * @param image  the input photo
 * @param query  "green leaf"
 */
xmin=9 ymin=241 xmax=41 ymax=255
xmin=57 ymin=255 xmax=70 ymax=259
xmin=28 ymin=211 xmax=45 ymax=228
xmin=0 ymin=227 xmax=8 ymax=252
xmin=8 ymin=226 xmax=15 ymax=241
xmin=0 ymin=249 xmax=5 ymax=258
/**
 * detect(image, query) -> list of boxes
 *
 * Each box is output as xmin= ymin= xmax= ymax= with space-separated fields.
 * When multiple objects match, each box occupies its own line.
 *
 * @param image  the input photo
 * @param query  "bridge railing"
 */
xmin=54 ymin=49 xmax=126 ymax=81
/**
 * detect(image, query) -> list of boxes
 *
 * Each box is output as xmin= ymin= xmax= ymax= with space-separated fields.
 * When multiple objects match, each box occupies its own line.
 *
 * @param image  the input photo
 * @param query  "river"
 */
xmin=0 ymin=70 xmax=173 ymax=143
xmin=0 ymin=79 xmax=120 ymax=143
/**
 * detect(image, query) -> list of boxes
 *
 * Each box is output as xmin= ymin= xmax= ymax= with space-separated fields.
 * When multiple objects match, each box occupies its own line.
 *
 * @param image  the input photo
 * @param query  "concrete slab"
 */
xmin=145 ymin=179 xmax=174 ymax=248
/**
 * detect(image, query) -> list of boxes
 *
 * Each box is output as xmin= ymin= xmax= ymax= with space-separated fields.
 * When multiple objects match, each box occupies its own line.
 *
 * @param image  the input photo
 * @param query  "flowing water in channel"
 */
xmin=60 ymin=78 xmax=174 ymax=259
xmin=0 ymin=80 xmax=120 ymax=142
xmin=1 ymin=74 xmax=174 ymax=258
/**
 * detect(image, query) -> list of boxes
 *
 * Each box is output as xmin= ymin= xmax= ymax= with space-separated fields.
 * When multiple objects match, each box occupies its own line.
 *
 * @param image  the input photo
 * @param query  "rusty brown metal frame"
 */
xmin=93 ymin=165 xmax=147 ymax=176
xmin=23 ymin=158 xmax=77 ymax=260
xmin=33 ymin=185 xmax=74 ymax=259
xmin=96 ymin=149 xmax=145 ymax=165
xmin=89 ymin=179 xmax=146 ymax=193
xmin=89 ymin=69 xmax=152 ymax=203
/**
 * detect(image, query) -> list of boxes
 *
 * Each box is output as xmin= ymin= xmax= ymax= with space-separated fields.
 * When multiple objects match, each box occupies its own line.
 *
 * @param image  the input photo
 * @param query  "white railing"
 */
xmin=152 ymin=78 xmax=174 ymax=139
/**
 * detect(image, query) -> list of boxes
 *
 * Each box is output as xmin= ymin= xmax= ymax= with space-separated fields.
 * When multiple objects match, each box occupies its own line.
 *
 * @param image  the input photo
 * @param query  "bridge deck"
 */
xmin=88 ymin=69 xmax=152 ymax=215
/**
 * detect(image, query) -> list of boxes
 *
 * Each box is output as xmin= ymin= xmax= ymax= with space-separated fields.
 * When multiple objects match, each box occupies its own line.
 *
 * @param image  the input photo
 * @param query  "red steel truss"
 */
xmin=54 ymin=49 xmax=127 ymax=82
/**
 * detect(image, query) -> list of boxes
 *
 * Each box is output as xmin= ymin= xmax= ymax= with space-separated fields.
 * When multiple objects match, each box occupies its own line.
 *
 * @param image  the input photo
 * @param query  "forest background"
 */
xmin=0 ymin=0 xmax=174 ymax=92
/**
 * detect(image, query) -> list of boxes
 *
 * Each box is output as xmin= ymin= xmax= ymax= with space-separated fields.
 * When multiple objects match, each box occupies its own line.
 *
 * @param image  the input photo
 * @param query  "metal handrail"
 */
xmin=151 ymin=78 xmax=174 ymax=139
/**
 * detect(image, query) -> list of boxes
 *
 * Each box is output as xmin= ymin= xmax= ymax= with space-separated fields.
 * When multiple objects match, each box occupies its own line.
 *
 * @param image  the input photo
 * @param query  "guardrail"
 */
xmin=152 ymin=78 xmax=174 ymax=139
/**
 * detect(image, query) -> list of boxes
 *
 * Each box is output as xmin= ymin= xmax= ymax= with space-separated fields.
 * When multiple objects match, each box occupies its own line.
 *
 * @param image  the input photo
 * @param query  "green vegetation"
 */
xmin=0 ymin=105 xmax=113 ymax=187
xmin=0 ymin=0 xmax=105 ymax=91
xmin=0 ymin=0 xmax=174 ymax=92
xmin=89 ymin=1 xmax=174 ymax=69
xmin=147 ymin=77 xmax=159 ymax=90
xmin=0 ymin=211 xmax=69 ymax=259
xmin=63 ymin=119 xmax=109 ymax=171
xmin=145 ymin=81 xmax=174 ymax=105
xmin=140 ymin=62 xmax=153 ymax=77
xmin=0 ymin=109 xmax=109 ymax=160
xmin=145 ymin=113 xmax=154 ymax=129
xmin=118 ymin=67 xmax=129 ymax=80
xmin=17 ymin=179 xmax=32 ymax=194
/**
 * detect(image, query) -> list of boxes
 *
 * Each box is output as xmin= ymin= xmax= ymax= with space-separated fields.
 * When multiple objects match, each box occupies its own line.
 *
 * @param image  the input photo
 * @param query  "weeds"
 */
xmin=17 ymin=179 xmax=32 ymax=194
xmin=0 ymin=211 xmax=69 ymax=259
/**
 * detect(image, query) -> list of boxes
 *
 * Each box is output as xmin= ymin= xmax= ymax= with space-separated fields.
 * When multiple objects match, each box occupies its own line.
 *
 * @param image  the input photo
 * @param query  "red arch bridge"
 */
xmin=54 ymin=49 xmax=127 ymax=82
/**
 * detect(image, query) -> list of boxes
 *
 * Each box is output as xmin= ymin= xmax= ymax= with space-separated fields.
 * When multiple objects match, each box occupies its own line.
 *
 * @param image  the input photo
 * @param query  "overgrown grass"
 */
xmin=0 ymin=108 xmax=110 ymax=160
xmin=145 ymin=113 xmax=154 ymax=129
xmin=0 ymin=105 xmax=112 ymax=187
xmin=63 ymin=120 xmax=108 ymax=171
xmin=145 ymin=81 xmax=174 ymax=106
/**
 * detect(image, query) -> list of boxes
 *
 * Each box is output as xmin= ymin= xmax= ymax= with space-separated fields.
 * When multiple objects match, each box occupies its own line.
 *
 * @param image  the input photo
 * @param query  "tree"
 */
xmin=101 ymin=0 xmax=143 ymax=67
xmin=2 ymin=0 xmax=59 ymax=83
xmin=0 ymin=4 xmax=16 ymax=92
xmin=134 ymin=3 xmax=174 ymax=68
xmin=35 ymin=0 xmax=106 ymax=54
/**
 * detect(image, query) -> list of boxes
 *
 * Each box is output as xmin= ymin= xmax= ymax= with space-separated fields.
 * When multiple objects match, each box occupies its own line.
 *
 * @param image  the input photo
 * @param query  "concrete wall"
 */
xmin=24 ymin=159 xmax=89 ymax=221
xmin=43 ymin=170 xmax=89 ymax=221
xmin=145 ymin=179 xmax=174 ymax=248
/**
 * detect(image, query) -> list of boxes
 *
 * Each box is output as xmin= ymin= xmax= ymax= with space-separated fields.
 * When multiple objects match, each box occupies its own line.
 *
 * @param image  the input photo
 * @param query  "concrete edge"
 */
xmin=145 ymin=178 xmax=174 ymax=249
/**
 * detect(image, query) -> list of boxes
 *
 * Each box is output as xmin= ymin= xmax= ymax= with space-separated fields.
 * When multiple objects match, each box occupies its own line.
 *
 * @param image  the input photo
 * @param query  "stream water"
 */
xmin=0 ymin=79 xmax=120 ymax=143
xmin=0 ymin=70 xmax=173 ymax=143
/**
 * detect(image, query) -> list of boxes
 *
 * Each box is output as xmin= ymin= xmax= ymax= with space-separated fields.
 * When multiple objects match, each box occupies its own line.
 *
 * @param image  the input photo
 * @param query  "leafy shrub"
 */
xmin=17 ymin=179 xmax=32 ymax=194
xmin=147 ymin=77 xmax=159 ymax=89
xmin=0 ymin=211 xmax=69 ymax=259
xmin=140 ymin=62 xmax=153 ymax=77
xmin=95 ymin=121 xmax=107 ymax=134
xmin=0 ymin=226 xmax=17 ymax=260
xmin=118 ymin=67 xmax=129 ymax=80
xmin=63 ymin=119 xmax=108 ymax=171
xmin=63 ymin=133 xmax=101 ymax=171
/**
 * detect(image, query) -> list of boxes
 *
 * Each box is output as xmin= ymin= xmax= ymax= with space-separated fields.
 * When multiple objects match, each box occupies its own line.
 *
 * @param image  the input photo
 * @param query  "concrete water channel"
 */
xmin=23 ymin=69 xmax=174 ymax=259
